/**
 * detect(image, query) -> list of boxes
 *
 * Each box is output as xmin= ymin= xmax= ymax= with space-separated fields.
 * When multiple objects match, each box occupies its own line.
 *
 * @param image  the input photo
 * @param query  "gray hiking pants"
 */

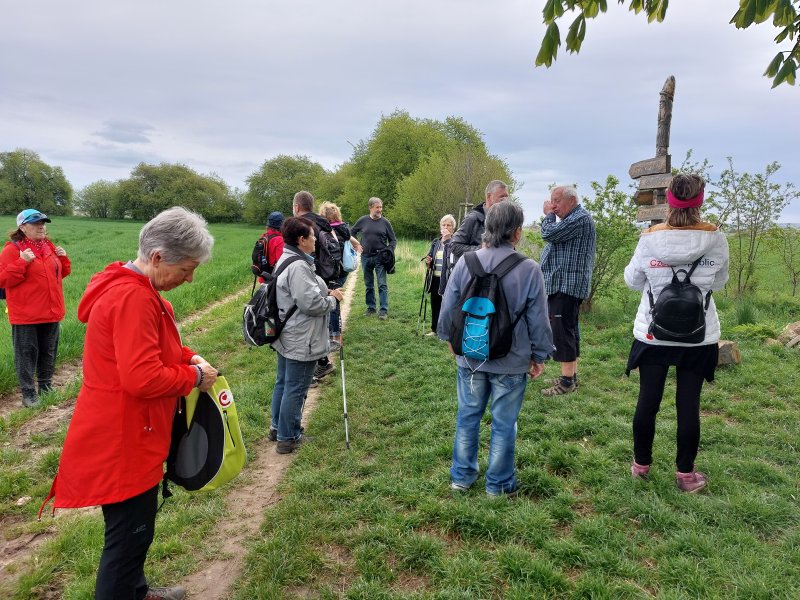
xmin=12 ymin=322 xmax=60 ymax=401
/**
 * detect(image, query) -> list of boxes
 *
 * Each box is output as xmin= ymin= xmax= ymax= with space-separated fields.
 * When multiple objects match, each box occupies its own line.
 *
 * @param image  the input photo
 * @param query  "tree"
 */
xmin=75 ymin=180 xmax=121 ymax=218
xmin=392 ymin=144 xmax=515 ymax=237
xmin=0 ymin=149 xmax=73 ymax=216
xmin=244 ymin=155 xmax=326 ymax=225
xmin=116 ymin=163 xmax=238 ymax=222
xmin=582 ymin=175 xmax=640 ymax=310
xmin=767 ymin=225 xmax=800 ymax=295
xmin=536 ymin=0 xmax=800 ymax=88
xmin=706 ymin=159 xmax=800 ymax=294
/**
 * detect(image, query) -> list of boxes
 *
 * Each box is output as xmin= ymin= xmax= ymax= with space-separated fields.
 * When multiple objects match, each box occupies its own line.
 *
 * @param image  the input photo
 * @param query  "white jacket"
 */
xmin=624 ymin=223 xmax=729 ymax=346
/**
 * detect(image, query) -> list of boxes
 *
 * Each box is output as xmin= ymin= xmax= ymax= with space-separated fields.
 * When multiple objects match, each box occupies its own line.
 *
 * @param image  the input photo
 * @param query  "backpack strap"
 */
xmin=686 ymin=255 xmax=704 ymax=278
xmin=463 ymin=251 xmax=527 ymax=279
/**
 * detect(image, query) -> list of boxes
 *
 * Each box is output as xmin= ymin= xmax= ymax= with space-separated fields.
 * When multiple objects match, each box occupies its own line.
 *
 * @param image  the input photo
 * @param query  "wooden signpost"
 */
xmin=629 ymin=76 xmax=676 ymax=224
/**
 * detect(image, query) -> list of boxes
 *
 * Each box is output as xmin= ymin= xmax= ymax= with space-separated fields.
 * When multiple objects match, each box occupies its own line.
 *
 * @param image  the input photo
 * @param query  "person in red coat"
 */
xmin=0 ymin=209 xmax=71 ymax=408
xmin=44 ymin=207 xmax=218 ymax=600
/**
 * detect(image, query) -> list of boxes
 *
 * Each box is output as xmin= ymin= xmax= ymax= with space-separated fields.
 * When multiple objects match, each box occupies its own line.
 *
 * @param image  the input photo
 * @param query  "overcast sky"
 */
xmin=2 ymin=1 xmax=798 ymax=222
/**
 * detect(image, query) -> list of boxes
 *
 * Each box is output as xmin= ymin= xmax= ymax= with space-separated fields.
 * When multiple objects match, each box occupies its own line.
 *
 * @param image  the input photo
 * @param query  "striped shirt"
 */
xmin=540 ymin=204 xmax=596 ymax=299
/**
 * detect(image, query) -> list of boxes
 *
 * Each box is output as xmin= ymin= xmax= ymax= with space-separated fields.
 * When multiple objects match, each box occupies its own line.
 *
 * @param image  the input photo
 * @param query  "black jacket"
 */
xmin=450 ymin=203 xmax=486 ymax=264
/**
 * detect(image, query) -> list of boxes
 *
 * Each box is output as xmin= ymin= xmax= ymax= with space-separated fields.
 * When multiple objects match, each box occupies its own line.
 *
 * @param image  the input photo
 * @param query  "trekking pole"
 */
xmin=416 ymin=265 xmax=432 ymax=336
xmin=339 ymin=307 xmax=350 ymax=449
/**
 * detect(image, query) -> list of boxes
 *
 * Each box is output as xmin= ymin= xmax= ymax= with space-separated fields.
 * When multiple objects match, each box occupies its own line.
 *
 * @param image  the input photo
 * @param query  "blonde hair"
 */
xmin=440 ymin=214 xmax=456 ymax=230
xmin=667 ymin=173 xmax=705 ymax=227
xmin=667 ymin=206 xmax=702 ymax=227
xmin=318 ymin=201 xmax=342 ymax=222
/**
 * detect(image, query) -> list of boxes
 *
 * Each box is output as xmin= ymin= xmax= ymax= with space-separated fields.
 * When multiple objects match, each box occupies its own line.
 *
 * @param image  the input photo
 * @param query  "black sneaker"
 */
xmin=268 ymin=427 xmax=278 ymax=442
xmin=276 ymin=435 xmax=312 ymax=454
xmin=21 ymin=395 xmax=39 ymax=408
xmin=314 ymin=362 xmax=334 ymax=379
xmin=378 ymin=310 xmax=388 ymax=320
xmin=365 ymin=308 xmax=377 ymax=316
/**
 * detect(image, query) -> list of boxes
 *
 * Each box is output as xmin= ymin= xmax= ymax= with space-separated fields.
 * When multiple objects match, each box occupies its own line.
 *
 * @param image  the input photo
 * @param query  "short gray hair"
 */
xmin=483 ymin=201 xmax=524 ymax=248
xmin=553 ymin=185 xmax=578 ymax=202
xmin=440 ymin=214 xmax=456 ymax=229
xmin=368 ymin=197 xmax=382 ymax=208
xmin=137 ymin=207 xmax=214 ymax=264
xmin=485 ymin=180 xmax=508 ymax=196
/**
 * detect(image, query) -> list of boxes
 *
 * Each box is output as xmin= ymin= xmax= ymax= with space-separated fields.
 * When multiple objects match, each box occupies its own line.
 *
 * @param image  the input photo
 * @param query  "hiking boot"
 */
xmin=21 ymin=395 xmax=39 ymax=408
xmin=548 ymin=375 xmax=578 ymax=389
xmin=308 ymin=377 xmax=320 ymax=389
xmin=365 ymin=308 xmax=377 ymax=316
xmin=276 ymin=435 xmax=312 ymax=454
xmin=268 ymin=427 xmax=278 ymax=442
xmin=144 ymin=586 xmax=186 ymax=600
xmin=314 ymin=362 xmax=334 ymax=379
xmin=329 ymin=338 xmax=341 ymax=353
xmin=541 ymin=378 xmax=577 ymax=396
xmin=631 ymin=460 xmax=651 ymax=479
xmin=676 ymin=470 xmax=707 ymax=493
xmin=378 ymin=310 xmax=388 ymax=320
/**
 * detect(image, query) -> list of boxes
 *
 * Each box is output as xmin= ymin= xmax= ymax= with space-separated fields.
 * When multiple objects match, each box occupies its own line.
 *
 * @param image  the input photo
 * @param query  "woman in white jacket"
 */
xmin=269 ymin=217 xmax=343 ymax=454
xmin=623 ymin=174 xmax=729 ymax=493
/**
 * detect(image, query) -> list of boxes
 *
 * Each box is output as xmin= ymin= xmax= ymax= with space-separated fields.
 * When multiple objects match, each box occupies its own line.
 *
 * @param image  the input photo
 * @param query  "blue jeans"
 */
xmin=328 ymin=273 xmax=349 ymax=336
xmin=362 ymin=255 xmax=388 ymax=312
xmin=270 ymin=353 xmax=316 ymax=441
xmin=451 ymin=367 xmax=527 ymax=494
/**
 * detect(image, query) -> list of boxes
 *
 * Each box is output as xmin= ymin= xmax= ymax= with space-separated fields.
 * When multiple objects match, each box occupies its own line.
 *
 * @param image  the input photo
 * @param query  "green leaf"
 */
xmin=543 ymin=0 xmax=556 ymax=23
xmin=566 ymin=15 xmax=587 ymax=53
xmin=732 ymin=0 xmax=757 ymax=28
xmin=764 ymin=52 xmax=785 ymax=77
xmin=772 ymin=56 xmax=796 ymax=86
xmin=628 ymin=0 xmax=644 ymax=14
xmin=753 ymin=0 xmax=778 ymax=23
xmin=774 ymin=25 xmax=791 ymax=43
xmin=535 ymin=23 xmax=561 ymax=67
xmin=584 ymin=0 xmax=600 ymax=18
xmin=772 ymin=0 xmax=796 ymax=26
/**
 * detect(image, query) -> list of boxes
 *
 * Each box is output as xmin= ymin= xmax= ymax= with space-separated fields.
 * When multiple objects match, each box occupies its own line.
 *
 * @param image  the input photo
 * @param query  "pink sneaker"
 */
xmin=631 ymin=461 xmax=651 ymax=479
xmin=676 ymin=470 xmax=707 ymax=493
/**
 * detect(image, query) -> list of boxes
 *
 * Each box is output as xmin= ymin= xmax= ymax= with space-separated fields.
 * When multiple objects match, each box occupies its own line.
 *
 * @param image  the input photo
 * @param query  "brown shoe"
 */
xmin=541 ymin=379 xmax=577 ymax=396
xmin=276 ymin=435 xmax=312 ymax=454
xmin=144 ymin=586 xmax=186 ymax=600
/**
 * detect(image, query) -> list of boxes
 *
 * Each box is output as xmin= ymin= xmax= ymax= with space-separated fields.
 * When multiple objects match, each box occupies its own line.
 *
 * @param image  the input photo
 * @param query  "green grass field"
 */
xmin=2 ymin=227 xmax=799 ymax=599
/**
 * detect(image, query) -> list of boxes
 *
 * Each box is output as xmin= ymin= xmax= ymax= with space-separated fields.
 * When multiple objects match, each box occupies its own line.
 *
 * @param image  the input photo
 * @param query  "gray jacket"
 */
xmin=449 ymin=203 xmax=486 ymax=263
xmin=437 ymin=244 xmax=554 ymax=373
xmin=270 ymin=246 xmax=337 ymax=361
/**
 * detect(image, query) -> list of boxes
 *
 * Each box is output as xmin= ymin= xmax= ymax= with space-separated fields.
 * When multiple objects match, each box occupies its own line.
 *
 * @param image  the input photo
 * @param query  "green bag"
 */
xmin=165 ymin=375 xmax=246 ymax=492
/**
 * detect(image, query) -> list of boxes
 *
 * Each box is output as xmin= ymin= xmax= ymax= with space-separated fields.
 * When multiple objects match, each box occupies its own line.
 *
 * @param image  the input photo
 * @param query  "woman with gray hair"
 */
xmin=437 ymin=201 xmax=553 ymax=496
xmin=45 ymin=207 xmax=218 ymax=600
xmin=423 ymin=213 xmax=456 ymax=335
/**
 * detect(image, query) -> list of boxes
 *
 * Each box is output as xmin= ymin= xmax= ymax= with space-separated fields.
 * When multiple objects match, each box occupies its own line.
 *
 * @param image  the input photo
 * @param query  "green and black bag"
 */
xmin=164 ymin=375 xmax=246 ymax=492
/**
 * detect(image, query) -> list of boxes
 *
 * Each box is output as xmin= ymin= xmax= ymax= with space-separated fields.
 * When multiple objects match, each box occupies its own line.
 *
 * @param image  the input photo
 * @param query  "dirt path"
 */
xmin=180 ymin=270 xmax=359 ymax=600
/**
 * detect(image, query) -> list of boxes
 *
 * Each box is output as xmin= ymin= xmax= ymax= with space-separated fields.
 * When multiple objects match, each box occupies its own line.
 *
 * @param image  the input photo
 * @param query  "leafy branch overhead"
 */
xmin=536 ymin=0 xmax=800 ymax=88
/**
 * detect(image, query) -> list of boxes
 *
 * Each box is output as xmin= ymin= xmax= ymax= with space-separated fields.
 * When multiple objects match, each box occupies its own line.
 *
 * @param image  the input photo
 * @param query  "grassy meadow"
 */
xmin=1 ymin=224 xmax=799 ymax=598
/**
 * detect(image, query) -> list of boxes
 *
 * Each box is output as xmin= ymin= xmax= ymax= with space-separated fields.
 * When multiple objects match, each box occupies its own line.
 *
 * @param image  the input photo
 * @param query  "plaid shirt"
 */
xmin=540 ymin=204 xmax=596 ymax=299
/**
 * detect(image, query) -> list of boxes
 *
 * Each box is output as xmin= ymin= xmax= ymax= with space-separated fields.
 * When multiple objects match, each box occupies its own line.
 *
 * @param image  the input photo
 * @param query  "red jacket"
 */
xmin=49 ymin=263 xmax=197 ymax=508
xmin=265 ymin=227 xmax=284 ymax=268
xmin=0 ymin=239 xmax=71 ymax=324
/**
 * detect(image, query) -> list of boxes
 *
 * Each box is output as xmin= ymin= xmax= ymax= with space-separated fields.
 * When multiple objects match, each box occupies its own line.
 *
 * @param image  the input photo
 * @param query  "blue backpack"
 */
xmin=449 ymin=251 xmax=527 ymax=363
xmin=341 ymin=239 xmax=357 ymax=272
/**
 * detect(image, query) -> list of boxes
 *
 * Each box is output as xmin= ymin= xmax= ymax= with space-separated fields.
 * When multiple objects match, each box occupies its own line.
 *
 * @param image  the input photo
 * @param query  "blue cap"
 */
xmin=268 ymin=211 xmax=284 ymax=229
xmin=17 ymin=209 xmax=51 ymax=227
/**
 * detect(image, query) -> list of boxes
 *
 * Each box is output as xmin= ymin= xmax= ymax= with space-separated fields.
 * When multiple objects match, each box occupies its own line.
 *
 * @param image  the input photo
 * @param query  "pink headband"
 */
xmin=666 ymin=189 xmax=704 ymax=209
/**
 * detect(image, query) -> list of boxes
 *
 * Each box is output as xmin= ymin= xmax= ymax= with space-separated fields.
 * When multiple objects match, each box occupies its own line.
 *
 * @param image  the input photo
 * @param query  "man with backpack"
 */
xmin=351 ymin=197 xmax=396 ymax=320
xmin=437 ymin=202 xmax=552 ymax=497
xmin=252 ymin=212 xmax=284 ymax=279
xmin=539 ymin=185 xmax=596 ymax=397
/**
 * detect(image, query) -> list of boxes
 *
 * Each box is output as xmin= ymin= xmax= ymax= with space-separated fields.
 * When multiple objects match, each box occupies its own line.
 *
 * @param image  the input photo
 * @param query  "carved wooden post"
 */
xmin=630 ymin=76 xmax=676 ymax=225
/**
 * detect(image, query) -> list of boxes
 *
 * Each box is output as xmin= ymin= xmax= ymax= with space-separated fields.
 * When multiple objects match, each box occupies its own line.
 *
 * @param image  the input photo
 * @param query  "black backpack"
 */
xmin=251 ymin=232 xmax=280 ymax=276
xmin=449 ymin=251 xmax=527 ymax=363
xmin=242 ymin=255 xmax=303 ymax=346
xmin=316 ymin=228 xmax=343 ymax=282
xmin=647 ymin=256 xmax=711 ymax=344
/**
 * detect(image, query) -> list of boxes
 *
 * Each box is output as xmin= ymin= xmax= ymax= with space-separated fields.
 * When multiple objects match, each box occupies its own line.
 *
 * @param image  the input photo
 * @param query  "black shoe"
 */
xmin=21 ymin=395 xmax=39 ymax=408
xmin=378 ymin=310 xmax=388 ymax=320
xmin=268 ymin=427 xmax=278 ymax=442
xmin=314 ymin=362 xmax=334 ymax=379
xmin=365 ymin=308 xmax=377 ymax=316
xmin=276 ymin=435 xmax=312 ymax=454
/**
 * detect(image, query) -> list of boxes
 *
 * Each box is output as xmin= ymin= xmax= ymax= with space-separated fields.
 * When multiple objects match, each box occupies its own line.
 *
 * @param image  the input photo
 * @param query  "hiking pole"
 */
xmin=339 ymin=307 xmax=350 ymax=449
xmin=416 ymin=264 xmax=432 ymax=336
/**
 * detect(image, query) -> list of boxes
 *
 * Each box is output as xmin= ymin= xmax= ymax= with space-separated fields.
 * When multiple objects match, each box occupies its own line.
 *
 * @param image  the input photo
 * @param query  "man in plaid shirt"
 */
xmin=539 ymin=186 xmax=596 ymax=396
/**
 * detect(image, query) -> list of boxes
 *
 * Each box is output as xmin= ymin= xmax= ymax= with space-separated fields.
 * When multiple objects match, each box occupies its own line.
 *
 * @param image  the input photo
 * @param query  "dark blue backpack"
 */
xmin=449 ymin=251 xmax=527 ymax=362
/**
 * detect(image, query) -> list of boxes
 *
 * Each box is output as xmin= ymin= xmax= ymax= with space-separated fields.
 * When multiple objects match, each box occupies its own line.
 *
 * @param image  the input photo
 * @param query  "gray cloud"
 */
xmin=92 ymin=121 xmax=154 ymax=144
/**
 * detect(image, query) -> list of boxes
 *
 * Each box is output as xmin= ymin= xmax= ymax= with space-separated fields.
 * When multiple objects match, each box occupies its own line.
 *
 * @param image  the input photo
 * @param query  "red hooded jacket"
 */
xmin=0 ymin=239 xmax=71 ymax=324
xmin=48 ymin=263 xmax=197 ymax=508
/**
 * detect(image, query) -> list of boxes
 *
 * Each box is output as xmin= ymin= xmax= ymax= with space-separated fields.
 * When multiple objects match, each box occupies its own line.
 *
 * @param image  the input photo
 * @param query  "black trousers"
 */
xmin=11 ymin=322 xmax=60 ymax=400
xmin=632 ymin=364 xmax=705 ymax=473
xmin=429 ymin=275 xmax=441 ymax=333
xmin=95 ymin=484 xmax=159 ymax=600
